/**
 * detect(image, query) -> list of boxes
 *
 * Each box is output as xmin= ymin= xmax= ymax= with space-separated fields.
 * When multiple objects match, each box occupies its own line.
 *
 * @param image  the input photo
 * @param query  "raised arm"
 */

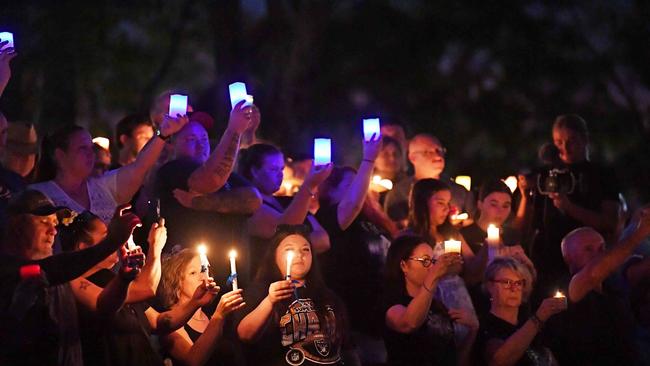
xmin=116 ymin=115 xmax=189 ymax=203
xmin=246 ymin=164 xmax=332 ymax=239
xmin=237 ymin=280 xmax=293 ymax=342
xmin=486 ymin=297 xmax=566 ymax=366
xmin=569 ymin=206 xmax=650 ymax=302
xmin=336 ymin=135 xmax=381 ymax=230
xmin=147 ymin=278 xmax=220 ymax=334
xmin=306 ymin=215 xmax=331 ymax=254
xmin=38 ymin=206 xmax=140 ymax=286
xmin=385 ymin=254 xmax=457 ymax=333
xmin=0 ymin=42 xmax=16 ymax=98
xmin=187 ymin=100 xmax=252 ymax=194
xmin=165 ymin=290 xmax=245 ymax=366
xmin=126 ymin=219 xmax=167 ymax=303
xmin=173 ymin=187 xmax=262 ymax=215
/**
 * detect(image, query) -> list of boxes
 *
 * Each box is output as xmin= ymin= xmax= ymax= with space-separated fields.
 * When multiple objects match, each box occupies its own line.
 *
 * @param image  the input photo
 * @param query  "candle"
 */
xmin=197 ymin=244 xmax=210 ymax=273
xmin=554 ymin=290 xmax=565 ymax=298
xmin=285 ymin=250 xmax=295 ymax=279
xmin=0 ymin=32 xmax=14 ymax=51
xmin=487 ymin=224 xmax=500 ymax=246
xmin=228 ymin=82 xmax=248 ymax=109
xmin=362 ymin=118 xmax=381 ymax=142
xmin=229 ymin=249 xmax=238 ymax=290
xmin=455 ymin=175 xmax=471 ymax=191
xmin=313 ymin=138 xmax=331 ymax=166
xmin=168 ymin=94 xmax=188 ymax=117
xmin=126 ymin=234 xmax=137 ymax=251
xmin=444 ymin=239 xmax=462 ymax=254
xmin=503 ymin=176 xmax=518 ymax=193
xmin=450 ymin=212 xmax=469 ymax=221
xmin=92 ymin=137 xmax=110 ymax=151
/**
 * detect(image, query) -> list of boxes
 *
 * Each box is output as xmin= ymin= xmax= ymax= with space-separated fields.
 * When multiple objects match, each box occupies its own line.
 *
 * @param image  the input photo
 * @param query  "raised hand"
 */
xmin=192 ymin=278 xmax=220 ymax=307
xmin=362 ymin=133 xmax=382 ymax=163
xmin=214 ymin=289 xmax=246 ymax=318
xmin=160 ymin=114 xmax=190 ymax=137
xmin=268 ymin=279 xmax=294 ymax=304
xmin=119 ymin=246 xmax=146 ymax=282
xmin=426 ymin=253 xmax=461 ymax=286
xmin=536 ymin=297 xmax=568 ymax=322
xmin=227 ymin=99 xmax=253 ymax=135
xmin=173 ymin=188 xmax=200 ymax=209
xmin=108 ymin=204 xmax=142 ymax=246
xmin=147 ymin=218 xmax=167 ymax=256
xmin=0 ymin=41 xmax=16 ymax=95
xmin=303 ymin=163 xmax=333 ymax=191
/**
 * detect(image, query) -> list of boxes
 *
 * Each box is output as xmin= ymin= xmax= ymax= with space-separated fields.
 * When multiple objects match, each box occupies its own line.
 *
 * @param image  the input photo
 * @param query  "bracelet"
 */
xmin=362 ymin=159 xmax=375 ymax=164
xmin=529 ymin=314 xmax=544 ymax=330
xmin=422 ymin=282 xmax=434 ymax=293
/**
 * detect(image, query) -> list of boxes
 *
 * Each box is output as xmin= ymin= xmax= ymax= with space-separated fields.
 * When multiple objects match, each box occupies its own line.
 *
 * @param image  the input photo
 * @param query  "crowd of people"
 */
xmin=1 ymin=38 xmax=650 ymax=366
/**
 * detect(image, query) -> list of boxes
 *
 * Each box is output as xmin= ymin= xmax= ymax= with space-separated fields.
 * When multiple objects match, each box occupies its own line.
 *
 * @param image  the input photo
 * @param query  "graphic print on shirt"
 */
xmin=280 ymin=298 xmax=341 ymax=365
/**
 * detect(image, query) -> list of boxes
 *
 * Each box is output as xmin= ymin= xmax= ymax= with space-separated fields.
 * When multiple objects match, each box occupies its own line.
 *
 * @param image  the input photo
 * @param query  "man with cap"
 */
xmin=0 ymin=189 xmax=140 ymax=366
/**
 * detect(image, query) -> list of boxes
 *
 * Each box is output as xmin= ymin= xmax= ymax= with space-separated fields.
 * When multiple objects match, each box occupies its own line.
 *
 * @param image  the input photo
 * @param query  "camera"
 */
xmin=537 ymin=168 xmax=576 ymax=195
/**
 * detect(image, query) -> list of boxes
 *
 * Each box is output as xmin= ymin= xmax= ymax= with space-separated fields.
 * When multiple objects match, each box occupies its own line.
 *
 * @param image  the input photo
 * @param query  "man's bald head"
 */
xmin=561 ymin=227 xmax=605 ymax=272
xmin=408 ymin=133 xmax=445 ymax=179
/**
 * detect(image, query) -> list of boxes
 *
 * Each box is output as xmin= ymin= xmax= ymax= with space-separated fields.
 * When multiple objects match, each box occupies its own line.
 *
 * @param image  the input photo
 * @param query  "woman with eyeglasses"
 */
xmin=478 ymin=257 xmax=566 ymax=366
xmin=382 ymin=235 xmax=477 ymax=366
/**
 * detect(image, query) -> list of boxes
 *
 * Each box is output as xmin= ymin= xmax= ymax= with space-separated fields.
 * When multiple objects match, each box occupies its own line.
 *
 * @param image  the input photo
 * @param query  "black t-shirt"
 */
xmin=476 ymin=312 xmax=556 ymax=366
xmin=315 ymin=202 xmax=391 ymax=335
xmin=381 ymin=286 xmax=457 ymax=366
xmin=530 ymin=161 xmax=619 ymax=292
xmin=234 ymin=282 xmax=347 ymax=366
xmin=156 ymin=158 xmax=252 ymax=286
xmin=545 ymin=276 xmax=637 ymax=365
xmin=77 ymin=268 xmax=161 ymax=366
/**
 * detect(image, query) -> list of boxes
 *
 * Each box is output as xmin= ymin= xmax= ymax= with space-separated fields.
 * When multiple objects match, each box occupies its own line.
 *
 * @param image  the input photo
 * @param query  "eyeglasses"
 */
xmin=408 ymin=256 xmax=435 ymax=267
xmin=490 ymin=278 xmax=526 ymax=290
xmin=411 ymin=148 xmax=447 ymax=158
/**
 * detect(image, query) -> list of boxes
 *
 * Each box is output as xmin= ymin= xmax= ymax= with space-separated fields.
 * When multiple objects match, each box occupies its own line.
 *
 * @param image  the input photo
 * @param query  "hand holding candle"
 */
xmin=486 ymin=224 xmax=500 ymax=246
xmin=197 ymin=244 xmax=210 ymax=274
xmin=285 ymin=250 xmax=295 ymax=280
xmin=168 ymin=94 xmax=188 ymax=117
xmin=444 ymin=239 xmax=462 ymax=254
xmin=229 ymin=249 xmax=238 ymax=291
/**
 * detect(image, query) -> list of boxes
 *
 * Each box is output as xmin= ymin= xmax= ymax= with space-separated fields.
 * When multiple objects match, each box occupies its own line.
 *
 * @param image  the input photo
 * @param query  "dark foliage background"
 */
xmin=1 ymin=0 xmax=649 ymax=208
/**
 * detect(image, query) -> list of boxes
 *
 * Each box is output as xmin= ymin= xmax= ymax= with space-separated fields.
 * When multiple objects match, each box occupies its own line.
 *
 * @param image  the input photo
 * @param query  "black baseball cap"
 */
xmin=7 ymin=190 xmax=72 ymax=218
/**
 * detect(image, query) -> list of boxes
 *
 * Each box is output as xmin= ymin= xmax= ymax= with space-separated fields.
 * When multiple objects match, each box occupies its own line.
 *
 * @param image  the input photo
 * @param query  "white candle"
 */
xmin=229 ymin=249 xmax=238 ymax=290
xmin=0 ymin=32 xmax=14 ymax=51
xmin=451 ymin=212 xmax=469 ymax=221
xmin=503 ymin=176 xmax=518 ymax=193
xmin=197 ymin=244 xmax=210 ymax=273
xmin=285 ymin=251 xmax=295 ymax=279
xmin=126 ymin=234 xmax=137 ymax=251
xmin=168 ymin=94 xmax=188 ymax=117
xmin=444 ymin=239 xmax=462 ymax=254
xmin=455 ymin=175 xmax=471 ymax=191
xmin=487 ymin=224 xmax=500 ymax=246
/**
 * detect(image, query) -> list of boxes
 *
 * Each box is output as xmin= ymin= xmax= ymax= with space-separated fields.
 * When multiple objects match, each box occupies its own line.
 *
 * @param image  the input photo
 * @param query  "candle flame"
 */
xmin=554 ymin=290 xmax=565 ymax=298
xmin=229 ymin=249 xmax=237 ymax=259
xmin=197 ymin=244 xmax=207 ymax=255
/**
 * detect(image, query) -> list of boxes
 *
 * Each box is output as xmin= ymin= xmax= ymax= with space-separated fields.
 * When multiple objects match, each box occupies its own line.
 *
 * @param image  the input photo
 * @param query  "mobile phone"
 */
xmin=313 ymin=138 xmax=332 ymax=166
xmin=362 ymin=118 xmax=380 ymax=142
xmin=168 ymin=94 xmax=188 ymax=117
xmin=0 ymin=32 xmax=14 ymax=51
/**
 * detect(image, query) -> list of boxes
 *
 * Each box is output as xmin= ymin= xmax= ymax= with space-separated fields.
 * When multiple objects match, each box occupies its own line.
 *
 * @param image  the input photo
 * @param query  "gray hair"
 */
xmin=484 ymin=256 xmax=535 ymax=301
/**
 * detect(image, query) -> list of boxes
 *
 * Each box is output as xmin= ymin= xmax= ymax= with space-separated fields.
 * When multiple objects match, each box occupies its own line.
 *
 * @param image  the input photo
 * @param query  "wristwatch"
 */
xmin=156 ymin=129 xmax=171 ymax=141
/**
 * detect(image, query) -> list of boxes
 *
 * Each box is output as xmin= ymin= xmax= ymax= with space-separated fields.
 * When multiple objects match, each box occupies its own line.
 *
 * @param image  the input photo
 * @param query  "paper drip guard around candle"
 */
xmin=0 ymin=32 xmax=14 ymax=51
xmin=92 ymin=137 xmax=110 ymax=151
xmin=444 ymin=239 xmax=462 ymax=254
xmin=362 ymin=118 xmax=381 ymax=142
xmin=313 ymin=138 xmax=331 ymax=166
xmin=168 ymin=94 xmax=188 ymax=117
xmin=228 ymin=249 xmax=238 ymax=290
xmin=503 ymin=176 xmax=518 ymax=193
xmin=455 ymin=175 xmax=471 ymax=192
xmin=197 ymin=244 xmax=210 ymax=274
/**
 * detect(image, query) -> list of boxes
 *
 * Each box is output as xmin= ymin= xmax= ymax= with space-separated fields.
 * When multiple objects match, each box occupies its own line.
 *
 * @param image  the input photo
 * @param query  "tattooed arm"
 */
xmin=187 ymin=101 xmax=252 ymax=194
xmin=70 ymin=276 xmax=130 ymax=316
xmin=174 ymin=187 xmax=262 ymax=214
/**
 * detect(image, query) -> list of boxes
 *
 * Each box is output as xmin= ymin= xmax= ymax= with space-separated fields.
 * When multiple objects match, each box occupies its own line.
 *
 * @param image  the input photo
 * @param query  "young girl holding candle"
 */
xmin=235 ymin=224 xmax=355 ymax=366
